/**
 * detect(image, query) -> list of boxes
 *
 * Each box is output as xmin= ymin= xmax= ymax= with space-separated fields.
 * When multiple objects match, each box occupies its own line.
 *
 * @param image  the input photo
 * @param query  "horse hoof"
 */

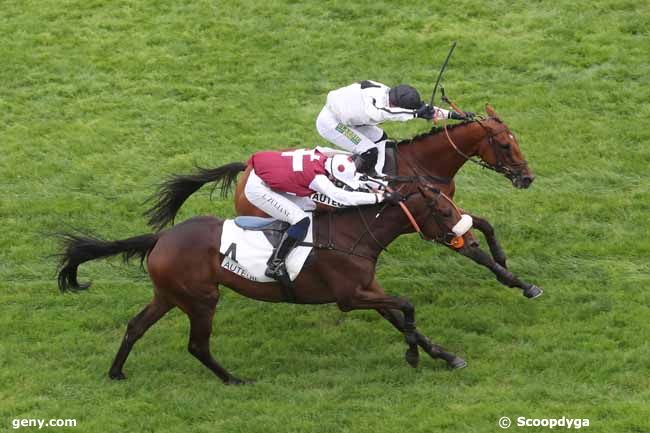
xmin=108 ymin=371 xmax=126 ymax=380
xmin=225 ymin=377 xmax=254 ymax=386
xmin=405 ymin=347 xmax=419 ymax=368
xmin=524 ymin=285 xmax=544 ymax=299
xmin=449 ymin=357 xmax=467 ymax=370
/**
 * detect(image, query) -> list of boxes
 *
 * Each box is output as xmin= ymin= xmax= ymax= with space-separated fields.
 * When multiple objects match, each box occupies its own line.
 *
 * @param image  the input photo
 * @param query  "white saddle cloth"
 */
xmin=219 ymin=217 xmax=313 ymax=282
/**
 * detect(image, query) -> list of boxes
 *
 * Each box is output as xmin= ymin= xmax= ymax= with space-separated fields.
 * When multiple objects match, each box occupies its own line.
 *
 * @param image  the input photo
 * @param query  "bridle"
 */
xmin=442 ymin=117 xmax=529 ymax=181
xmin=352 ymin=185 xmax=466 ymax=254
xmin=408 ymin=188 xmax=466 ymax=248
xmin=309 ymin=180 xmax=467 ymax=262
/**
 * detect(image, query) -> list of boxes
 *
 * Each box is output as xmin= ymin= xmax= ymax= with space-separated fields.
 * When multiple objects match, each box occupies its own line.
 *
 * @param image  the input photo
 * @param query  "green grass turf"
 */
xmin=1 ymin=0 xmax=649 ymax=432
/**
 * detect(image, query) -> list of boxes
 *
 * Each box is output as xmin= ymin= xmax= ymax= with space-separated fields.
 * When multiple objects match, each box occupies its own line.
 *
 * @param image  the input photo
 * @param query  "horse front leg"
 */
xmin=464 ymin=212 xmax=507 ymax=268
xmin=459 ymin=245 xmax=543 ymax=299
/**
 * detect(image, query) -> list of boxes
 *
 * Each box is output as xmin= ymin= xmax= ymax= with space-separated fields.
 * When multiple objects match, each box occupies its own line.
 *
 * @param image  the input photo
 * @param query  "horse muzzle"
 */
xmin=447 ymin=215 xmax=473 ymax=250
xmin=512 ymin=172 xmax=535 ymax=189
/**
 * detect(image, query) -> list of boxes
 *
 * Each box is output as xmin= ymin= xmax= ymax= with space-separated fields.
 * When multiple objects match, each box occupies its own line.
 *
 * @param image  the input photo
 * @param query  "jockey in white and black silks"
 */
xmin=316 ymin=80 xmax=469 ymax=176
xmin=245 ymin=148 xmax=401 ymax=281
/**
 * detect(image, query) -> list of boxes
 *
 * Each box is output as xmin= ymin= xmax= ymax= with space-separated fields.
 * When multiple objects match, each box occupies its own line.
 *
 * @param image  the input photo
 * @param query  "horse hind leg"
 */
xmin=108 ymin=295 xmax=173 ymax=380
xmin=377 ymin=309 xmax=466 ymax=369
xmin=337 ymin=284 xmax=421 ymax=368
xmin=184 ymin=289 xmax=250 ymax=385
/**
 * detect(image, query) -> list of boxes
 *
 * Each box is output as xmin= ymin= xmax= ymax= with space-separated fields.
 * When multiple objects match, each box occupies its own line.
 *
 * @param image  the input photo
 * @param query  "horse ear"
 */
xmin=485 ymin=104 xmax=496 ymax=117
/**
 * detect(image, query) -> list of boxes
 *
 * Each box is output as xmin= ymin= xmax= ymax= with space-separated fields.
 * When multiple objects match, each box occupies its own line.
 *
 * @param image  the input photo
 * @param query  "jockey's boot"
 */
xmin=265 ymin=232 xmax=299 ymax=281
xmin=353 ymin=148 xmax=379 ymax=176
xmin=264 ymin=217 xmax=310 ymax=281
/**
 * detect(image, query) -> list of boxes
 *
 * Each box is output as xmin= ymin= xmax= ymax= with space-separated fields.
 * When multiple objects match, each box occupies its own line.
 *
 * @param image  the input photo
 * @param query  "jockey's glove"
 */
xmin=415 ymin=104 xmax=434 ymax=119
xmin=449 ymin=111 xmax=475 ymax=120
xmin=384 ymin=190 xmax=404 ymax=205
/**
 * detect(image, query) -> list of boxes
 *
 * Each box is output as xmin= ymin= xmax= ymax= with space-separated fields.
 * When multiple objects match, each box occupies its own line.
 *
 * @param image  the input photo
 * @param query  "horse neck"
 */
xmin=331 ymin=199 xmax=430 ymax=260
xmin=324 ymin=204 xmax=416 ymax=260
xmin=399 ymin=123 xmax=484 ymax=179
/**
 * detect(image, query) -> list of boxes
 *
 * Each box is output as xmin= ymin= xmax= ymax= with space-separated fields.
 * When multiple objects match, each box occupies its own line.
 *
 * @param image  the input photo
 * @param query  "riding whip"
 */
xmin=429 ymin=41 xmax=457 ymax=107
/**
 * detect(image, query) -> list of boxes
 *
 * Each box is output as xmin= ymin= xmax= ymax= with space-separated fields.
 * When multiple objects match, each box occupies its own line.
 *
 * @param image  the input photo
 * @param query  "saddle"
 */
xmin=226 ymin=216 xmax=314 ymax=303
xmin=383 ymin=141 xmax=398 ymax=176
xmin=234 ymin=215 xmax=316 ymax=268
xmin=234 ymin=216 xmax=289 ymax=248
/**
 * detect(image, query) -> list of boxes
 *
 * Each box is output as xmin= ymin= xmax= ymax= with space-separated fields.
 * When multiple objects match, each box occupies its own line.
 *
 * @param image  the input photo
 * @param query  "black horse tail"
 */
xmin=144 ymin=162 xmax=246 ymax=231
xmin=56 ymin=232 xmax=159 ymax=292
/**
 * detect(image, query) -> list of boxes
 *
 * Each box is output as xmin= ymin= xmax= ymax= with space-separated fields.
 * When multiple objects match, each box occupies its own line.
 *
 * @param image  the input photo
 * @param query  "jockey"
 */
xmin=245 ymin=148 xmax=400 ymax=282
xmin=316 ymin=80 xmax=470 ymax=176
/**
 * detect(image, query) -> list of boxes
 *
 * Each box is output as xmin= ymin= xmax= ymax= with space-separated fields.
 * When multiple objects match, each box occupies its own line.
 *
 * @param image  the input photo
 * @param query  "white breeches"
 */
xmin=244 ymin=170 xmax=314 ymax=224
xmin=316 ymin=106 xmax=386 ymax=174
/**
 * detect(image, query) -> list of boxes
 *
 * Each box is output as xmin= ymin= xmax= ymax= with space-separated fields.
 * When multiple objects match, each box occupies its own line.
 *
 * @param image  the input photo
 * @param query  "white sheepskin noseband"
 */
xmin=452 ymin=214 xmax=473 ymax=236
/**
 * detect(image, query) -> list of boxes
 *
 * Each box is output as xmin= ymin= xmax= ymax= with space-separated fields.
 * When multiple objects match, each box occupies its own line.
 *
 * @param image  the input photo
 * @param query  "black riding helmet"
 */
xmin=388 ymin=84 xmax=422 ymax=109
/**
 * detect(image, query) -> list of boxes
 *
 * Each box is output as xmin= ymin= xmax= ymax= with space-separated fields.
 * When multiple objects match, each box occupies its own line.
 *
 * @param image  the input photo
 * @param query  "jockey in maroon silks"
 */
xmin=245 ymin=148 xmax=400 ymax=281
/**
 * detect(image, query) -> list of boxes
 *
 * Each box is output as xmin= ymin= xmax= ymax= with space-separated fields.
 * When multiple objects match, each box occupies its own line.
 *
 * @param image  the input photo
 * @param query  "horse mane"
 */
xmin=395 ymin=117 xmax=498 ymax=146
xmin=394 ymin=121 xmax=468 ymax=146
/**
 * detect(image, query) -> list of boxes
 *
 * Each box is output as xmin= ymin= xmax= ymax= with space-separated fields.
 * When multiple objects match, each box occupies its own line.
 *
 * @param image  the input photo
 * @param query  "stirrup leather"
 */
xmin=265 ymin=259 xmax=287 ymax=279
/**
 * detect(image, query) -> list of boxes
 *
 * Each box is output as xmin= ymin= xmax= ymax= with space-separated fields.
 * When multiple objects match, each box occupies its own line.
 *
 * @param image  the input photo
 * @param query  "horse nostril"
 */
xmin=521 ymin=174 xmax=535 ymax=187
xmin=469 ymin=238 xmax=480 ymax=248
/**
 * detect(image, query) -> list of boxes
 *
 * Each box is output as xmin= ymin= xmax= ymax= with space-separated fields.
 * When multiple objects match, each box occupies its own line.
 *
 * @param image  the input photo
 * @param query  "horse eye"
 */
xmin=499 ymin=142 xmax=510 ymax=149
xmin=442 ymin=208 xmax=452 ymax=217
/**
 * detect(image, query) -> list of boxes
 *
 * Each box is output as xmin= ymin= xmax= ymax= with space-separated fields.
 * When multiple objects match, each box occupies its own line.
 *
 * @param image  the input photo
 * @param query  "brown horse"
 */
xmin=57 ymin=186 xmax=473 ymax=384
xmin=144 ymin=105 xmax=543 ymax=298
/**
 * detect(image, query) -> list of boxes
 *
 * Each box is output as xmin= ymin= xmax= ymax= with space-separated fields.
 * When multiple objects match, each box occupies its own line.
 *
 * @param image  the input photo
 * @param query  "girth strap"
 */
xmin=276 ymin=270 xmax=297 ymax=303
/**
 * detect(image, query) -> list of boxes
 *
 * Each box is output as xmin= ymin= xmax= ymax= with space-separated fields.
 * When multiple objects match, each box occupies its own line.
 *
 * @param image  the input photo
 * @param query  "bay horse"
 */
xmin=144 ymin=105 xmax=543 ymax=298
xmin=57 ymin=185 xmax=474 ymax=384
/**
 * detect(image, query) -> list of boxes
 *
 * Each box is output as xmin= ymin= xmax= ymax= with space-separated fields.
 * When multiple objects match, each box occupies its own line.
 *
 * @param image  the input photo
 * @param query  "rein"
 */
xmin=442 ymin=118 xmax=498 ymax=171
xmin=307 ymin=183 xmax=465 ymax=262
xmin=305 ymin=210 xmax=384 ymax=262
xmin=351 ymin=205 xmax=390 ymax=254
xmin=345 ymin=185 xmax=411 ymax=258
xmin=411 ymin=189 xmax=464 ymax=245
xmin=383 ymin=173 xmax=451 ymax=184
xmin=397 ymin=199 xmax=422 ymax=235
xmin=398 ymin=110 xmax=527 ymax=181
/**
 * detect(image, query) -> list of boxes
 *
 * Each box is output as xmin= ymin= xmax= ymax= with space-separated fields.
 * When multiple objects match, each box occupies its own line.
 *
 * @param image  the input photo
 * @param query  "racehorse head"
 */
xmin=397 ymin=106 xmax=535 ymax=191
xmin=474 ymin=105 xmax=535 ymax=189
xmin=407 ymin=184 xmax=478 ymax=250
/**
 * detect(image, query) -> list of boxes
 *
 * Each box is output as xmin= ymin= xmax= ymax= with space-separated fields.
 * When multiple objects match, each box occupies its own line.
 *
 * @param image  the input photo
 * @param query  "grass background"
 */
xmin=1 ymin=0 xmax=649 ymax=432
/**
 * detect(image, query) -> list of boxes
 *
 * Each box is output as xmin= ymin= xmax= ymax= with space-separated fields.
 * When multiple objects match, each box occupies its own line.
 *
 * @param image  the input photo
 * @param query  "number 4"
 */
xmin=281 ymin=149 xmax=320 ymax=172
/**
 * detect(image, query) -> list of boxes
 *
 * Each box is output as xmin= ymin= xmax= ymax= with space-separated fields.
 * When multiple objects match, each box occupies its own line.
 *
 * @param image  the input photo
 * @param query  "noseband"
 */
xmin=418 ymin=190 xmax=466 ymax=247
